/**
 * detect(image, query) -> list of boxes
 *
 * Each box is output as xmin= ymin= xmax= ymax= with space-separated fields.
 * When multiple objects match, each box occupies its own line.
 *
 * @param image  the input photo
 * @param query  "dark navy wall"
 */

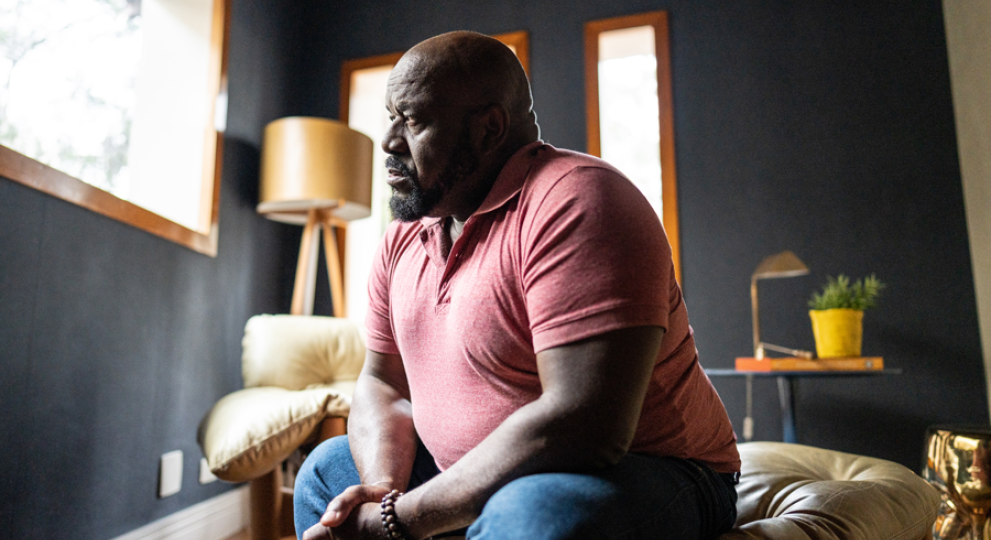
xmin=0 ymin=1 xmax=984 ymax=537
xmin=286 ymin=0 xmax=984 ymax=469
xmin=0 ymin=0 xmax=302 ymax=537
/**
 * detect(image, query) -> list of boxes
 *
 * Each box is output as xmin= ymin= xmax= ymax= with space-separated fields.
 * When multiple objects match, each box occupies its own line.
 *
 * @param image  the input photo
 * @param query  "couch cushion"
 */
xmin=197 ymin=383 xmax=353 ymax=482
xmin=242 ymin=314 xmax=365 ymax=390
xmin=719 ymin=442 xmax=939 ymax=540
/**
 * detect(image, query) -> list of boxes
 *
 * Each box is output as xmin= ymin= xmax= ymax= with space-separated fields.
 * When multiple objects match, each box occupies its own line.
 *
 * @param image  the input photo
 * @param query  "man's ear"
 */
xmin=472 ymin=104 xmax=510 ymax=156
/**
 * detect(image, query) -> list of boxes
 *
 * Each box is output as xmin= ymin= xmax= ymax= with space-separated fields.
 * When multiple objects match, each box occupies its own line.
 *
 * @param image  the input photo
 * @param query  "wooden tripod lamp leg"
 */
xmin=320 ymin=214 xmax=347 ymax=318
xmin=290 ymin=209 xmax=321 ymax=316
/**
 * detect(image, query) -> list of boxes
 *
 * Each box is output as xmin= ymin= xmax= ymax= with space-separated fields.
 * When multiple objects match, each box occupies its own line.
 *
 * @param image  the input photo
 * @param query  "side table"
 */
xmin=704 ymin=368 xmax=903 ymax=444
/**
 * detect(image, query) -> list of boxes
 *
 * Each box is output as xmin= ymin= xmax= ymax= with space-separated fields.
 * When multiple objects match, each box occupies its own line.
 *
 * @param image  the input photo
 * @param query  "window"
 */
xmin=340 ymin=32 xmax=529 ymax=328
xmin=0 ymin=0 xmax=230 ymax=256
xmin=585 ymin=12 xmax=681 ymax=282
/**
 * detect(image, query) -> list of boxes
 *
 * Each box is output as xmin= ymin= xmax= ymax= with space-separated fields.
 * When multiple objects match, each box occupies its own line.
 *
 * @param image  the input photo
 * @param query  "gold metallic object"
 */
xmin=259 ymin=117 xmax=374 ymax=317
xmin=750 ymin=250 xmax=812 ymax=360
xmin=744 ymin=251 xmax=813 ymax=442
xmin=924 ymin=426 xmax=991 ymax=539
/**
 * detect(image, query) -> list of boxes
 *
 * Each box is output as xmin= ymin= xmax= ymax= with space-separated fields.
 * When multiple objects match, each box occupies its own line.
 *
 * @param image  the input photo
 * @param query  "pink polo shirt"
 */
xmin=365 ymin=142 xmax=740 ymax=473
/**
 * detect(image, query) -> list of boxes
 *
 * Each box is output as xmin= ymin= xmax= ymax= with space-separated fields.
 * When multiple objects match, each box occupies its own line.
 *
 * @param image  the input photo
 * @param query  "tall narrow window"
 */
xmin=585 ymin=12 xmax=681 ymax=282
xmin=340 ymin=32 xmax=529 ymax=330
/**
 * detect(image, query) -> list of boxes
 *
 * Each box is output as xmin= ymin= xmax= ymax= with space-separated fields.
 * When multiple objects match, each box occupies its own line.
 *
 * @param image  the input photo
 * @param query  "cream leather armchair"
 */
xmin=198 ymin=315 xmax=364 ymax=540
xmin=720 ymin=442 xmax=940 ymax=539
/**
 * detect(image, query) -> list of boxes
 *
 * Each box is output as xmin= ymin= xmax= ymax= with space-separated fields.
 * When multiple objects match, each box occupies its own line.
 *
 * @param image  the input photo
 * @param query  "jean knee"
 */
xmin=299 ymin=436 xmax=352 ymax=479
xmin=468 ymin=473 xmax=614 ymax=540
xmin=293 ymin=436 xmax=358 ymax=536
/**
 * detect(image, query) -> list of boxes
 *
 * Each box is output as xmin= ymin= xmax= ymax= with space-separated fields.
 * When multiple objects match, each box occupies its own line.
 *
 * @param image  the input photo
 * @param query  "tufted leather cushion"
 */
xmin=242 ymin=314 xmax=365 ymax=390
xmin=198 ymin=384 xmax=353 ymax=482
xmin=198 ymin=315 xmax=365 ymax=483
xmin=719 ymin=442 xmax=940 ymax=539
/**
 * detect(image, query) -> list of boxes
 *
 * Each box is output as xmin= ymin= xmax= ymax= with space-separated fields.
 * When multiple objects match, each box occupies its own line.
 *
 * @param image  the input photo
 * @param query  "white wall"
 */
xmin=943 ymin=0 xmax=991 ymax=420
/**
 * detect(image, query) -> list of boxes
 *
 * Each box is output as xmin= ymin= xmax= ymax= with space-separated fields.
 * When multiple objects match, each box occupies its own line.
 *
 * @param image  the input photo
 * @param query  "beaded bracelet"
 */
xmin=380 ymin=489 xmax=408 ymax=539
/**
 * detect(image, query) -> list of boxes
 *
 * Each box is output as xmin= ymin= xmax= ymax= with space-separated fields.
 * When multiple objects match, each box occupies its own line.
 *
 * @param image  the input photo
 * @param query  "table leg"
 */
xmin=777 ymin=376 xmax=797 ymax=444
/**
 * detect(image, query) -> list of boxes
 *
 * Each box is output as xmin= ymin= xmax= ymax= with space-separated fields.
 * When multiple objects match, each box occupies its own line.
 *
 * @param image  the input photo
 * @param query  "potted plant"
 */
xmin=808 ymin=274 xmax=885 ymax=358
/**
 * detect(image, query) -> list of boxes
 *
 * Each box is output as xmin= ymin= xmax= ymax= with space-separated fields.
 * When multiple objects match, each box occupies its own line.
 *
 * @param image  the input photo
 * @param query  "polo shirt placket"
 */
xmin=418 ymin=217 xmax=479 ymax=313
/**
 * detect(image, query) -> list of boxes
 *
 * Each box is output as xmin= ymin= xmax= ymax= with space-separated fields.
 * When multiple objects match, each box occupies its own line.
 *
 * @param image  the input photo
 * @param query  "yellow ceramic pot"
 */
xmin=809 ymin=308 xmax=864 ymax=358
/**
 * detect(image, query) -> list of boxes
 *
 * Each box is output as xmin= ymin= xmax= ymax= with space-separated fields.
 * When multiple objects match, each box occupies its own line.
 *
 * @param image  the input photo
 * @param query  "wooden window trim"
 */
xmin=340 ymin=31 xmax=531 ymax=125
xmin=584 ymin=12 xmax=681 ymax=283
xmin=497 ymin=31 xmax=531 ymax=78
xmin=339 ymin=51 xmax=405 ymax=125
xmin=0 ymin=0 xmax=231 ymax=257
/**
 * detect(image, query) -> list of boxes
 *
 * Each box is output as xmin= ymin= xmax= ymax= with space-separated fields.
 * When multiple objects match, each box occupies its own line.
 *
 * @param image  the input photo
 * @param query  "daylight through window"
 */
xmin=1 ymin=0 xmax=225 ymax=237
xmin=598 ymin=26 xmax=662 ymax=217
xmin=585 ymin=12 xmax=681 ymax=282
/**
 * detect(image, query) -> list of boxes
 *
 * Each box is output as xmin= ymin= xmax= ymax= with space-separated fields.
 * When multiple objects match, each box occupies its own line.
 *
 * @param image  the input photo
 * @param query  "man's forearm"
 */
xmin=348 ymin=374 xmax=418 ymax=491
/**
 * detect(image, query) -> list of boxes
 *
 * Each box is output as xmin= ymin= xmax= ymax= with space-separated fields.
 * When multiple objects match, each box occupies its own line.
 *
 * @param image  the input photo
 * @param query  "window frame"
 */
xmin=584 ymin=11 xmax=681 ymax=282
xmin=0 ymin=0 xmax=231 ymax=257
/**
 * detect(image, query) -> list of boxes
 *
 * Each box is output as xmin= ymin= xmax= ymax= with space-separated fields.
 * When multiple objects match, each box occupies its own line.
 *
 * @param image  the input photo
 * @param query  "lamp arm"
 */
xmin=758 ymin=342 xmax=814 ymax=359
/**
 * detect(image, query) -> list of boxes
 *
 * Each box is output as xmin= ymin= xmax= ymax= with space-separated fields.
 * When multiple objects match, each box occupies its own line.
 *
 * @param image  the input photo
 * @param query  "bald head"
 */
xmin=381 ymin=32 xmax=540 ymax=222
xmin=397 ymin=31 xmax=539 ymax=146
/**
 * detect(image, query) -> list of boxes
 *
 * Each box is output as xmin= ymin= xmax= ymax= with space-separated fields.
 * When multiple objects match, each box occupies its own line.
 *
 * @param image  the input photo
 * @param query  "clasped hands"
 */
xmin=303 ymin=483 xmax=396 ymax=540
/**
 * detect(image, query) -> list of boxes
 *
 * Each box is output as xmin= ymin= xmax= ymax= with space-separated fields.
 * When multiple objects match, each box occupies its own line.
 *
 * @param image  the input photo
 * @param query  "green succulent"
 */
xmin=809 ymin=274 xmax=885 ymax=311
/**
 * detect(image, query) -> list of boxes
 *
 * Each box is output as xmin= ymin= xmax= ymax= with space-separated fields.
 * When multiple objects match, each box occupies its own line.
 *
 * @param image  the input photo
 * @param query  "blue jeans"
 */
xmin=294 ymin=436 xmax=737 ymax=540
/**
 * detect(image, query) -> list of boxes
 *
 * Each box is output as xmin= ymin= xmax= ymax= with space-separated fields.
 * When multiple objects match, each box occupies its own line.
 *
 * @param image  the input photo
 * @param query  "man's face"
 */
xmin=382 ymin=58 xmax=480 ymax=222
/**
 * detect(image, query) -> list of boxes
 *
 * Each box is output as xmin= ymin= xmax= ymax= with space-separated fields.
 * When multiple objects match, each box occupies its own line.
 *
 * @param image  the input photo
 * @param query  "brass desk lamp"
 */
xmin=751 ymin=250 xmax=814 ymax=360
xmin=744 ymin=250 xmax=813 ymax=440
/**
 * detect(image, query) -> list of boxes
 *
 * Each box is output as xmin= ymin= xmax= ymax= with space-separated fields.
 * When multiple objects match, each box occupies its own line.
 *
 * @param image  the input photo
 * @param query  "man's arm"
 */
xmin=389 ymin=325 xmax=664 ymax=538
xmin=350 ymin=350 xmax=418 ymax=489
xmin=310 ymin=349 xmax=419 ymax=529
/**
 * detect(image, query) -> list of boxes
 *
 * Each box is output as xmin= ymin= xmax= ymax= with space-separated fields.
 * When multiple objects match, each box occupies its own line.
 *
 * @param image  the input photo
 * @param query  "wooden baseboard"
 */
xmin=110 ymin=486 xmax=249 ymax=540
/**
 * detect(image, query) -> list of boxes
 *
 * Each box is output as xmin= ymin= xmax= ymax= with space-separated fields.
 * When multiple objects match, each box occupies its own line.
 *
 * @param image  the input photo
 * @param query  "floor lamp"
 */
xmin=258 ymin=117 xmax=373 ymax=317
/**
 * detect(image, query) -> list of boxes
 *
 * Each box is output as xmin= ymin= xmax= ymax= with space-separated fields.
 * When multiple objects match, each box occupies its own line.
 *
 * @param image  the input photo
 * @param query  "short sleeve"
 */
xmin=364 ymin=223 xmax=402 ymax=355
xmin=521 ymin=166 xmax=673 ymax=352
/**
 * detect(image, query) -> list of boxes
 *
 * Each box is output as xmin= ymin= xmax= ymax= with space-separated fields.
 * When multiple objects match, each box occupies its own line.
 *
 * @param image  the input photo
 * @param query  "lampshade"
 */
xmin=258 ymin=117 xmax=373 ymax=225
xmin=752 ymin=250 xmax=809 ymax=281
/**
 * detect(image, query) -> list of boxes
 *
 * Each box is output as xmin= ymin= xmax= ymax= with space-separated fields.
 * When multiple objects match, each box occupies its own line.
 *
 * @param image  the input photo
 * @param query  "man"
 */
xmin=295 ymin=31 xmax=740 ymax=540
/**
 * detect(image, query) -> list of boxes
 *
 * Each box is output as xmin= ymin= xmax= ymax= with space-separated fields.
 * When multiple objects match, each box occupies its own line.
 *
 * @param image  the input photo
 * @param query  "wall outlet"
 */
xmin=199 ymin=457 xmax=218 ymax=484
xmin=159 ymin=450 xmax=183 ymax=498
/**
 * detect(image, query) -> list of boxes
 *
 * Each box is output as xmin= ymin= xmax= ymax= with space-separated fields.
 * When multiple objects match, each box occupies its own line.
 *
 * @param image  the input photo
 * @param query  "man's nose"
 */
xmin=382 ymin=123 xmax=408 ymax=155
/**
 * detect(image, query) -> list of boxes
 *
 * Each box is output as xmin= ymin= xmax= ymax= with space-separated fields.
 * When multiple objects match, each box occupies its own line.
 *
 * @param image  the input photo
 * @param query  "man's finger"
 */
xmin=302 ymin=523 xmax=335 ymax=540
xmin=320 ymin=484 xmax=391 ymax=527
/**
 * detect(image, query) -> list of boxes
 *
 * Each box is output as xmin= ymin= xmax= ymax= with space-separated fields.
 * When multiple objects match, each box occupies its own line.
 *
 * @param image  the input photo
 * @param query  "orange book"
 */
xmin=734 ymin=357 xmax=884 ymax=372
